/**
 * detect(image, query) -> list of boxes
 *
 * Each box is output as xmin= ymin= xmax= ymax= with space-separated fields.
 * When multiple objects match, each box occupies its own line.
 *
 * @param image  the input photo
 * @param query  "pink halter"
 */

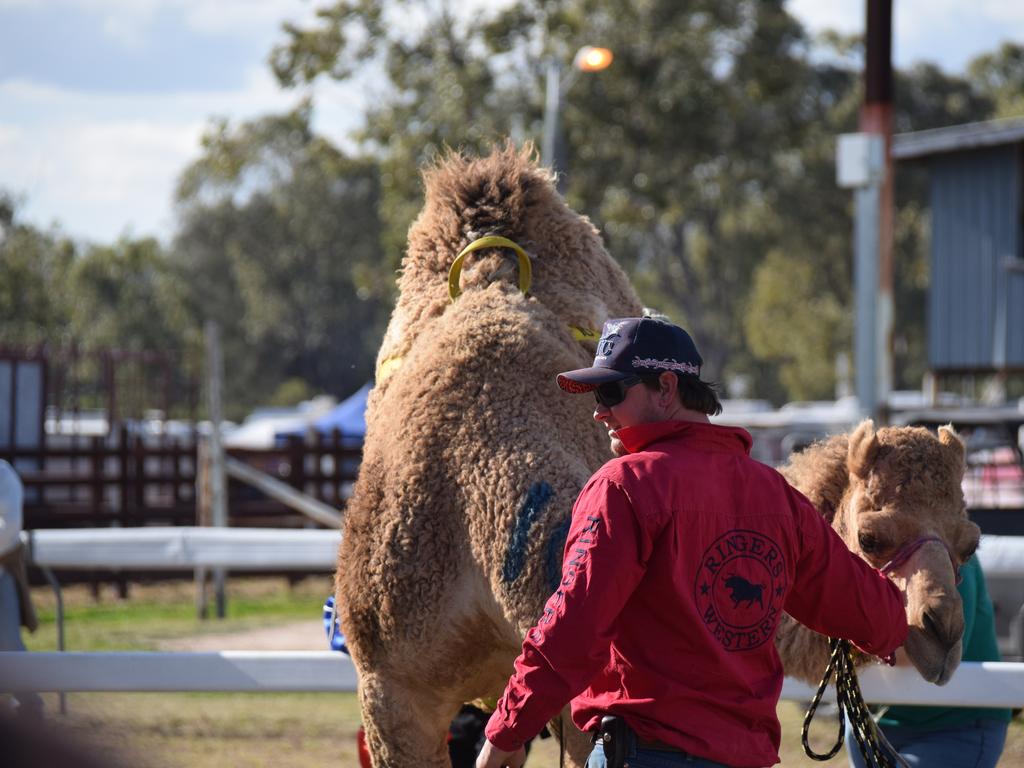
xmin=880 ymin=535 xmax=962 ymax=585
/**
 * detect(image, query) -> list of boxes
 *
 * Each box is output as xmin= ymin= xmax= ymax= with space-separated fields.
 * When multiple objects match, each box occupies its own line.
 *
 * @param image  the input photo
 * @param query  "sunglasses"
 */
xmin=594 ymin=376 xmax=642 ymax=408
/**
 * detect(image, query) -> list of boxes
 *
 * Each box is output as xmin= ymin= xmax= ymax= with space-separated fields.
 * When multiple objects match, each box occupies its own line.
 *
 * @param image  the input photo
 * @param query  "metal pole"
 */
xmin=204 ymin=320 xmax=227 ymax=619
xmin=854 ymin=171 xmax=882 ymax=419
xmin=194 ymin=438 xmax=209 ymax=620
xmin=861 ymin=0 xmax=894 ymax=423
xmin=541 ymin=59 xmax=561 ymax=171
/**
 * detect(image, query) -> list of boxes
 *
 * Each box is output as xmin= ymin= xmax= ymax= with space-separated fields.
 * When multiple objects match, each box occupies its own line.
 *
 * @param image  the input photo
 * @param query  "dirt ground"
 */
xmin=156 ymin=619 xmax=327 ymax=652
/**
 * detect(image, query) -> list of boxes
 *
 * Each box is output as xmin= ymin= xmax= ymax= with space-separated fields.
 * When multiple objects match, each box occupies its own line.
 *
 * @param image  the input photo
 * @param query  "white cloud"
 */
xmin=968 ymin=0 xmax=1024 ymax=25
xmin=788 ymin=0 xmax=1024 ymax=72
xmin=3 ymin=0 xmax=1023 ymax=243
xmin=6 ymin=0 xmax=315 ymax=34
xmin=0 ymin=112 xmax=201 ymax=240
xmin=181 ymin=0 xmax=318 ymax=35
xmin=1 ymin=0 xmax=316 ymax=52
xmin=787 ymin=0 xmax=862 ymax=36
xmin=0 ymin=64 xmax=335 ymax=242
xmin=99 ymin=8 xmax=156 ymax=49
xmin=0 ymin=124 xmax=22 ymax=145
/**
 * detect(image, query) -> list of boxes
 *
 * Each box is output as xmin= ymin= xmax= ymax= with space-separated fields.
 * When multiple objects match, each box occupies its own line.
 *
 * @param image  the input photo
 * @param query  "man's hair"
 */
xmin=640 ymin=373 xmax=723 ymax=416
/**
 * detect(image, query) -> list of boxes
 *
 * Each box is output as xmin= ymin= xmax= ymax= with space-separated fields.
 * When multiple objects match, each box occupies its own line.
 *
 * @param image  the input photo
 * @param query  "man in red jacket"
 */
xmin=477 ymin=317 xmax=908 ymax=768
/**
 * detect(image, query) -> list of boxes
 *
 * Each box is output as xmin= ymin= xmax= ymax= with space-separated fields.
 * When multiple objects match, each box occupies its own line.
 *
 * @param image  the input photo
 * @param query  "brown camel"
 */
xmin=336 ymin=144 xmax=643 ymax=767
xmin=775 ymin=420 xmax=981 ymax=686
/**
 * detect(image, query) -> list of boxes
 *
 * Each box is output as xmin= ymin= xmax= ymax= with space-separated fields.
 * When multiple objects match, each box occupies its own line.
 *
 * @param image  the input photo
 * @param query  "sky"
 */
xmin=1 ymin=0 xmax=1023 ymax=245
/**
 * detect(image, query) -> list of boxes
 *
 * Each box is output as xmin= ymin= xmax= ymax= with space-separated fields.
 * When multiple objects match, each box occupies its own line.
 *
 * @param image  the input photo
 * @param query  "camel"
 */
xmin=337 ymin=143 xmax=643 ymax=767
xmin=775 ymin=420 xmax=981 ymax=686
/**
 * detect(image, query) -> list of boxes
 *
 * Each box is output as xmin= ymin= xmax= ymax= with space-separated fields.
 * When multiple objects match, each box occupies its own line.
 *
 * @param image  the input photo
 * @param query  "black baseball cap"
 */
xmin=556 ymin=317 xmax=703 ymax=393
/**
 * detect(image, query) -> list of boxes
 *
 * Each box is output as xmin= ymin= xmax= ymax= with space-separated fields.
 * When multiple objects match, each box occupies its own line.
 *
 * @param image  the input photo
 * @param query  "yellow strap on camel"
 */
xmin=568 ymin=325 xmax=602 ymax=343
xmin=375 ymin=237 xmax=600 ymax=383
xmin=448 ymin=235 xmax=532 ymax=302
xmin=376 ymin=356 xmax=404 ymax=383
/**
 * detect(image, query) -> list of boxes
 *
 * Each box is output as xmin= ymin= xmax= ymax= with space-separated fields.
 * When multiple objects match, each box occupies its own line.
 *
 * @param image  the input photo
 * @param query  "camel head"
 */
xmin=839 ymin=419 xmax=980 ymax=685
xmin=375 ymin=142 xmax=642 ymax=388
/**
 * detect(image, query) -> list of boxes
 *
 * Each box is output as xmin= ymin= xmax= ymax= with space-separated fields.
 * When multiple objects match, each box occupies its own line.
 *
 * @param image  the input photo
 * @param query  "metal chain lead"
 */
xmin=801 ymin=638 xmax=909 ymax=768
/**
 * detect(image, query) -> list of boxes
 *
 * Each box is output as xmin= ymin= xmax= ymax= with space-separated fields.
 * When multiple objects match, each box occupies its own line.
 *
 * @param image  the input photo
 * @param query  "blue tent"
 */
xmin=275 ymin=383 xmax=371 ymax=442
xmin=311 ymin=383 xmax=371 ymax=437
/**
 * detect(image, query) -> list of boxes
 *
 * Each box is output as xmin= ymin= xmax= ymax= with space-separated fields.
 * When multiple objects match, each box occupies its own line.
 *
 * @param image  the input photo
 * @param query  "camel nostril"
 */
xmin=921 ymin=608 xmax=960 ymax=647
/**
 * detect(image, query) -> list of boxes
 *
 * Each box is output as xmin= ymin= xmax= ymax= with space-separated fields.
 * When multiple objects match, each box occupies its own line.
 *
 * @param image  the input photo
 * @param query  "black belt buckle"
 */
xmin=596 ymin=715 xmax=629 ymax=768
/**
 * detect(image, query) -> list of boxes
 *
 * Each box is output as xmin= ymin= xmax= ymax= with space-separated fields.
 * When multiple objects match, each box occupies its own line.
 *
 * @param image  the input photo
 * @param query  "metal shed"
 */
xmin=892 ymin=117 xmax=1024 ymax=373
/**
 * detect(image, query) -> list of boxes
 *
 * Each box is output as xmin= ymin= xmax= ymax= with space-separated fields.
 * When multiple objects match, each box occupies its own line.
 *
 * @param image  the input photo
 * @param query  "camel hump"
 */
xmin=779 ymin=432 xmax=850 ymax=522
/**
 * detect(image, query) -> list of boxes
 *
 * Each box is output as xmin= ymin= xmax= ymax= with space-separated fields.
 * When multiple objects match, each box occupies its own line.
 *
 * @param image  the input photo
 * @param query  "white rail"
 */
xmin=22 ymin=526 xmax=340 ymax=570
xmin=20 ymin=528 xmax=1024 ymax=575
xmin=11 ymin=529 xmax=1024 ymax=708
xmin=224 ymin=456 xmax=344 ymax=529
xmin=0 ymin=651 xmax=357 ymax=693
xmin=1 ymin=653 xmax=1021 ymax=706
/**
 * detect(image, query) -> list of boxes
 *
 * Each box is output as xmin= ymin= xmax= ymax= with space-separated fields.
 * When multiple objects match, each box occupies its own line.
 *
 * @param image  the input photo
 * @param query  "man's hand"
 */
xmin=475 ymin=738 xmax=526 ymax=768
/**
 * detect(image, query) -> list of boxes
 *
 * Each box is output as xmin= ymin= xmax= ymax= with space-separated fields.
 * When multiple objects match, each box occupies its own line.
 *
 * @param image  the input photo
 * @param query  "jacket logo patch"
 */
xmin=723 ymin=574 xmax=764 ymax=608
xmin=695 ymin=529 xmax=787 ymax=651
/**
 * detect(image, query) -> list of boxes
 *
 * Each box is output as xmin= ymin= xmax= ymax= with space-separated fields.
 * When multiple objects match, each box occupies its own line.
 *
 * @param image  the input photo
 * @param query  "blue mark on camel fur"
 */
xmin=502 ymin=481 xmax=555 ymax=584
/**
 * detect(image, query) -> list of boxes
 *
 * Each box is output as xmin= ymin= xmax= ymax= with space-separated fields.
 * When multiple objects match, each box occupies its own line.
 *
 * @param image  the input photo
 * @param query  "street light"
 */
xmin=541 ymin=45 xmax=614 ymax=172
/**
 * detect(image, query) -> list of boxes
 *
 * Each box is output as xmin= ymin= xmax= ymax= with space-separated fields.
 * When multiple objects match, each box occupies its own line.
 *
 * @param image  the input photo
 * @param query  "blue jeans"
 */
xmin=0 ymin=570 xmax=44 ymax=716
xmin=844 ymin=717 xmax=1008 ymax=768
xmin=587 ymin=741 xmax=732 ymax=768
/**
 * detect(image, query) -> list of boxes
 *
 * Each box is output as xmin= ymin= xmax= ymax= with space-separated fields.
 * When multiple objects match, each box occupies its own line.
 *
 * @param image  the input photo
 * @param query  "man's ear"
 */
xmin=659 ymin=370 xmax=677 ymax=406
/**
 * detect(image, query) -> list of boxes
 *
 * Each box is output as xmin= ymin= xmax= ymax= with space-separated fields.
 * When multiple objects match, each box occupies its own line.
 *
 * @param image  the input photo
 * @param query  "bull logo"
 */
xmin=723 ymin=574 xmax=764 ymax=609
xmin=695 ymin=530 xmax=787 ymax=652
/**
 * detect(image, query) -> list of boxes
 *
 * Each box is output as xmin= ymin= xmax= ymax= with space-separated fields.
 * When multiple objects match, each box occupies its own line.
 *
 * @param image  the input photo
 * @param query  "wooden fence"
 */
xmin=2 ymin=426 xmax=361 ymax=531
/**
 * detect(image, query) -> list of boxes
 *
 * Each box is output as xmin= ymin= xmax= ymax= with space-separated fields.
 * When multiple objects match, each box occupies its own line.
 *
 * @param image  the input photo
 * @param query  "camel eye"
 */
xmin=858 ymin=532 xmax=884 ymax=555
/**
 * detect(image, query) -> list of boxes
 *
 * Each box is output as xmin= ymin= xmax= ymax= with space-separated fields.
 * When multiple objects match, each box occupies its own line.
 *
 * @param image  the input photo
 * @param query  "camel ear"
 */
xmin=847 ymin=419 xmax=880 ymax=479
xmin=938 ymin=424 xmax=965 ymax=466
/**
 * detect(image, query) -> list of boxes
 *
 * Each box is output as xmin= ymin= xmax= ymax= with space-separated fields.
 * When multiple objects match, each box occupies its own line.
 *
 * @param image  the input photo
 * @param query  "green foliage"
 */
xmin=274 ymin=1 xmax=522 ymax=268
xmin=268 ymin=377 xmax=317 ymax=407
xmin=66 ymin=237 xmax=184 ymax=353
xmin=26 ymin=578 xmax=331 ymax=653
xmin=172 ymin=104 xmax=387 ymax=418
xmin=559 ymin=0 xmax=829 ymax=384
xmin=7 ymin=6 xmax=1023 ymax=408
xmin=968 ymin=43 xmax=1024 ymax=118
xmin=0 ymin=192 xmax=76 ymax=347
xmin=745 ymin=250 xmax=849 ymax=400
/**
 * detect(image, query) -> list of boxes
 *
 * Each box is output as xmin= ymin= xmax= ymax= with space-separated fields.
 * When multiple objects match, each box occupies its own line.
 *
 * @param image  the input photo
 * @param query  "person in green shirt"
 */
xmin=845 ymin=554 xmax=1012 ymax=767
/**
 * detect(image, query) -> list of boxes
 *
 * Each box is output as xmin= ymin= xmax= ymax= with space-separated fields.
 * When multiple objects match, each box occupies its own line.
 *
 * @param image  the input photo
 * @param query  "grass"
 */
xmin=12 ymin=578 xmax=1024 ymax=767
xmin=24 ymin=575 xmax=334 ymax=653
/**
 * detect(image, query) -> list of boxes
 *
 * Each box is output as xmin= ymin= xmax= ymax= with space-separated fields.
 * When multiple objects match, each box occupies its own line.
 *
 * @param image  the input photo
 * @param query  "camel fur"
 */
xmin=337 ymin=143 xmax=643 ymax=767
xmin=775 ymin=420 xmax=981 ymax=686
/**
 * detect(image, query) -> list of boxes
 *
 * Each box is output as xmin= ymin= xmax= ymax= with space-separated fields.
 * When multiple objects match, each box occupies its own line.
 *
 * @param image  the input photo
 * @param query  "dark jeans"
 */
xmin=587 ymin=740 xmax=733 ymax=768
xmin=844 ymin=717 xmax=1008 ymax=768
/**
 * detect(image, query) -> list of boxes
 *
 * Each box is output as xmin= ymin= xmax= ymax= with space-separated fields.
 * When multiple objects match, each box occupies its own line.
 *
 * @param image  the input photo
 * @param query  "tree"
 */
xmin=269 ymin=1 xmax=1016 ymax=403
xmin=66 ymin=237 xmax=184 ymax=353
xmin=968 ymin=43 xmax=1024 ymax=118
xmin=273 ymin=0 xmax=518 ymax=267
xmin=0 ymin=192 xmax=76 ymax=348
xmin=272 ymin=0 xmax=822 ymax=386
xmin=554 ymin=0 xmax=825 ymax=389
xmin=744 ymin=43 xmax=1000 ymax=400
xmin=172 ymin=104 xmax=387 ymax=418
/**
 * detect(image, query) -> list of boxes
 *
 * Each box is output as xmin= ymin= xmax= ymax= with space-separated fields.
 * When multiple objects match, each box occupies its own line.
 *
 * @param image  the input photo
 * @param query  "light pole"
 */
xmin=541 ymin=45 xmax=613 ymax=173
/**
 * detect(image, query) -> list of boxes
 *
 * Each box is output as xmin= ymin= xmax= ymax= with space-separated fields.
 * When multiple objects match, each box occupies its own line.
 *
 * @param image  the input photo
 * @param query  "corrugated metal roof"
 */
xmin=893 ymin=116 xmax=1024 ymax=160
